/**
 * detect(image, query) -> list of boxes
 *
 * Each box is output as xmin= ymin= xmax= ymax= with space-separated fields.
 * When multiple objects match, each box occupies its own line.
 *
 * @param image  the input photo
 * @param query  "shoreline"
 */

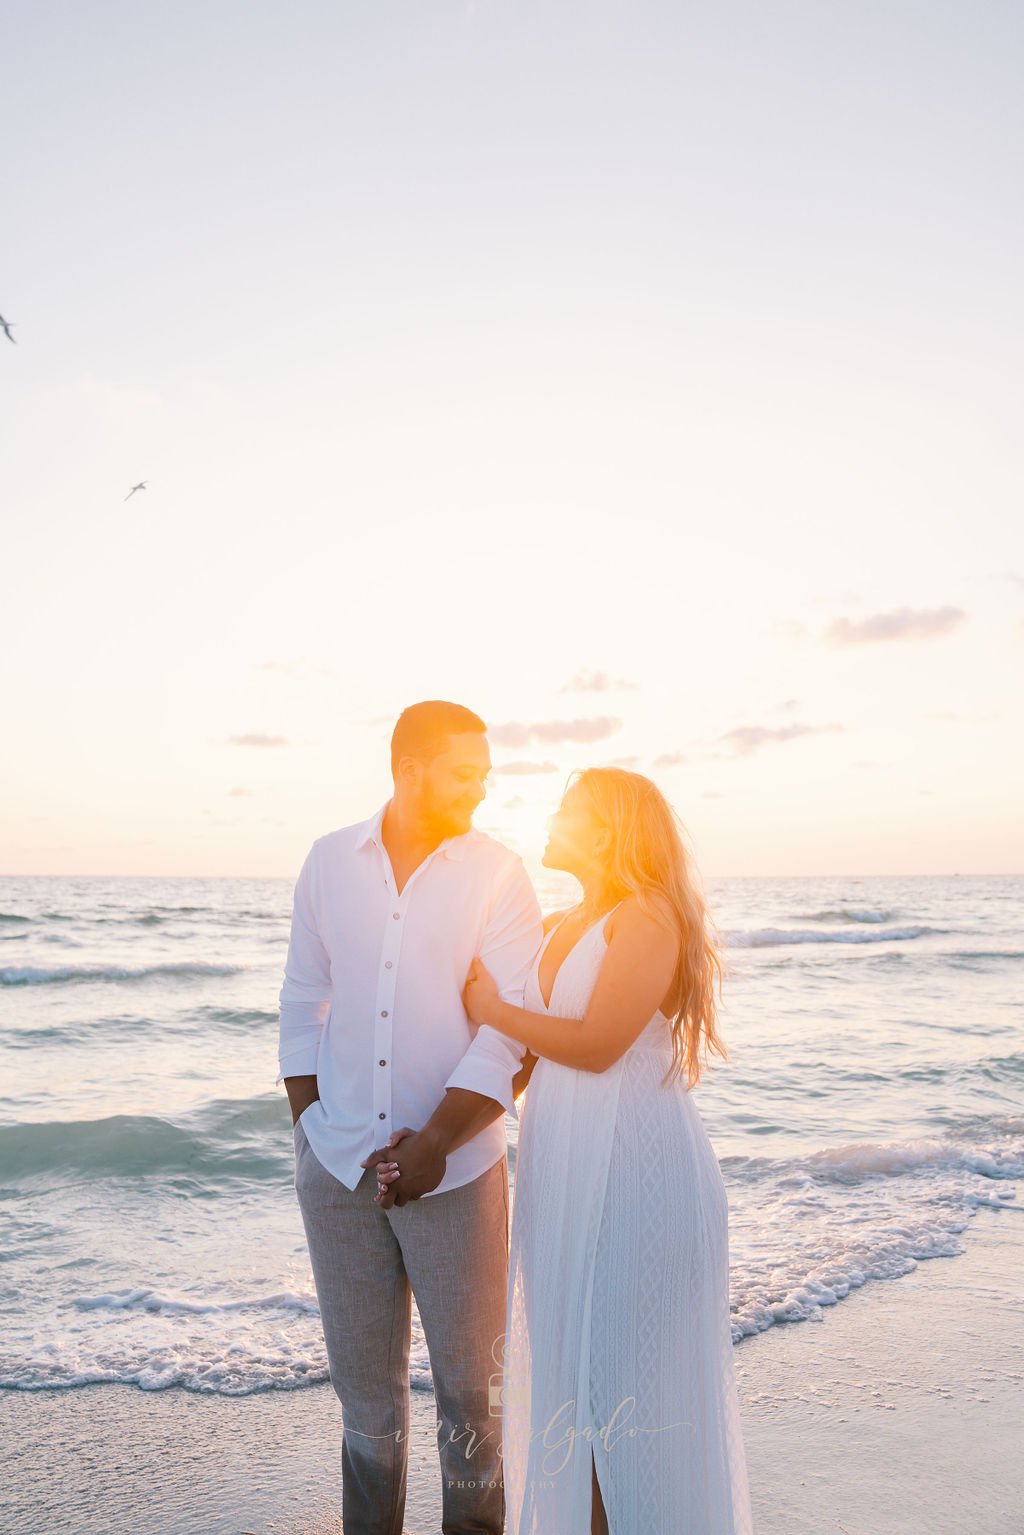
xmin=3 ymin=1205 xmax=1022 ymax=1534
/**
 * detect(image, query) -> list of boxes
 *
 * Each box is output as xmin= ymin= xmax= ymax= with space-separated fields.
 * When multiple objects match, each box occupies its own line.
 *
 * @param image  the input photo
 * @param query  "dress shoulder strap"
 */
xmin=539 ymin=907 xmax=575 ymax=955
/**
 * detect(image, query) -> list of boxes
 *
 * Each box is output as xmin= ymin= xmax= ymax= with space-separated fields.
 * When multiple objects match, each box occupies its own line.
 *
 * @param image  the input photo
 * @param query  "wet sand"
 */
xmin=3 ymin=1205 xmax=1021 ymax=1534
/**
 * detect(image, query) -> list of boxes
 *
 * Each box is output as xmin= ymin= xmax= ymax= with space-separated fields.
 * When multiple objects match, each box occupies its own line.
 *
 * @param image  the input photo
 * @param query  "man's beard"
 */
xmin=434 ymin=802 xmax=475 ymax=837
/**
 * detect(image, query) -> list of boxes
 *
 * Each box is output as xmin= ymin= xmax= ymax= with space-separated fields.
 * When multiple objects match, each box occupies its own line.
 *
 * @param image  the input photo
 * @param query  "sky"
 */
xmin=2 ymin=0 xmax=1022 ymax=879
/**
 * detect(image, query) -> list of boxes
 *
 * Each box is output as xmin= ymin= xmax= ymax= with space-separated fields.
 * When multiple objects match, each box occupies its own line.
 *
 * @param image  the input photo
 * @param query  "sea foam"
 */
xmin=0 ymin=961 xmax=244 ymax=987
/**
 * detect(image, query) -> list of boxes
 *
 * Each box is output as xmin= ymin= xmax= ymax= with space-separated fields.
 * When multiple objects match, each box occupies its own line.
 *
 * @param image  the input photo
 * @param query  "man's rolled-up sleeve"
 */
xmin=276 ymin=845 xmax=332 ymax=1085
xmin=444 ymin=857 xmax=544 ymax=1121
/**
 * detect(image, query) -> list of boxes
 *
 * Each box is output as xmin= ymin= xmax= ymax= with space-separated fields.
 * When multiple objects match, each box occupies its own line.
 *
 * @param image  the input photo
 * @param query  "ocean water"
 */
xmin=1 ymin=872 xmax=1021 ymax=1398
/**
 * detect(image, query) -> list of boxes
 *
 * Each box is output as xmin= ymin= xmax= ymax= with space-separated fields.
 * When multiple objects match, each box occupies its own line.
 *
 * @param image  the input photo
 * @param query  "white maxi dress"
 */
xmin=502 ymin=908 xmax=754 ymax=1534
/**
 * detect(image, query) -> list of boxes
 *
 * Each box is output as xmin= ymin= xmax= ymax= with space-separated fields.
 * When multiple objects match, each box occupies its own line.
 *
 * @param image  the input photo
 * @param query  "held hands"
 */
xmin=362 ymin=951 xmax=497 ymax=1203
xmin=360 ymin=1125 xmax=446 ymax=1209
xmin=462 ymin=957 xmax=502 ymax=1027
xmin=361 ymin=956 xmax=500 ymax=1211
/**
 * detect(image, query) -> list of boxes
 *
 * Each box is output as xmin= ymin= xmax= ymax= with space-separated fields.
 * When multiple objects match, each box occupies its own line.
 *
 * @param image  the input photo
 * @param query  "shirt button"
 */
xmin=392 ymin=912 xmax=401 ymax=921
xmin=379 ymin=1112 xmax=386 ymax=1119
xmin=385 ymin=961 xmax=393 ymax=969
xmin=380 ymin=1010 xmax=388 ymax=1018
xmin=379 ymin=1059 xmax=386 ymax=1066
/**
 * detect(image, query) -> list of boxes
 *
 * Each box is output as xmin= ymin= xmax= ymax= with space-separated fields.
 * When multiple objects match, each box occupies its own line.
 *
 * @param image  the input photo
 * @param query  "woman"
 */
xmin=383 ymin=767 xmax=754 ymax=1534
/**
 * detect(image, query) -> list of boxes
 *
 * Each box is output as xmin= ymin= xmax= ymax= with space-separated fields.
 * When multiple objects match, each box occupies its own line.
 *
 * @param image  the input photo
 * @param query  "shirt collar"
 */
xmin=354 ymin=801 xmax=469 ymax=861
xmin=353 ymin=803 xmax=387 ymax=852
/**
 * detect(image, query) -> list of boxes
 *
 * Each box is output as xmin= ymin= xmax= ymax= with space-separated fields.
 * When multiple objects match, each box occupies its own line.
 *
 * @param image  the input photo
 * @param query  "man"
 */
xmin=277 ymin=700 xmax=544 ymax=1535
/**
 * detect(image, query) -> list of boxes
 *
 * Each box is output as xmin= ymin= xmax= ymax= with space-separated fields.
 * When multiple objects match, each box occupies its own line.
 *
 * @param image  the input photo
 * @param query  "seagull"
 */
xmin=0 ymin=314 xmax=15 ymax=343
xmin=124 ymin=481 xmax=148 ymax=502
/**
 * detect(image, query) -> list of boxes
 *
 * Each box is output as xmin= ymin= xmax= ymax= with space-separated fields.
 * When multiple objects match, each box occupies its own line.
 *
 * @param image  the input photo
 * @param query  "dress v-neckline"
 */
xmin=535 ymin=904 xmax=621 ymax=1011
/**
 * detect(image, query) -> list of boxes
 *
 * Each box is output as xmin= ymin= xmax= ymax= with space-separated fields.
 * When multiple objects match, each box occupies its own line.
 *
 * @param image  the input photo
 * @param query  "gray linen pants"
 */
xmin=294 ymin=1118 xmax=510 ymax=1535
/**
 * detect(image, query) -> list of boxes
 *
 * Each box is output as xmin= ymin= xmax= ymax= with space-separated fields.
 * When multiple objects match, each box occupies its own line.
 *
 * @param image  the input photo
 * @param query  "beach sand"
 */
xmin=3 ymin=1205 xmax=1021 ymax=1535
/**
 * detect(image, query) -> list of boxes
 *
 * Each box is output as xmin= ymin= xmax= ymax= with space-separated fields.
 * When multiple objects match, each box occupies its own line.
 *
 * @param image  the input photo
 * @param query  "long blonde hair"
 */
xmin=571 ymin=766 xmax=728 ymax=1089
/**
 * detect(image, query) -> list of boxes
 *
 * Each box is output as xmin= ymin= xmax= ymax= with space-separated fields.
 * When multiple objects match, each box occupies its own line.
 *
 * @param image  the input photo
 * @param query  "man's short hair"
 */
xmin=390 ymin=700 xmax=487 ymax=777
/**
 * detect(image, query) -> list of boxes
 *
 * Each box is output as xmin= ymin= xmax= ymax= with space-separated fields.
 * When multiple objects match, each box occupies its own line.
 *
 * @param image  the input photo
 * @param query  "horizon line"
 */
xmin=2 ymin=870 xmax=1022 ymax=881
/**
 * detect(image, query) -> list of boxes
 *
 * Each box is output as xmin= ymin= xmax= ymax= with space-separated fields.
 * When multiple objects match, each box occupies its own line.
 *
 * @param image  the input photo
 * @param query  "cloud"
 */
xmin=493 ymin=760 xmax=559 ymax=776
xmin=609 ymin=755 xmax=640 ymax=767
xmin=560 ymin=670 xmax=638 ymax=693
xmin=490 ymin=717 xmax=621 ymax=747
xmin=228 ymin=733 xmax=287 ymax=748
xmin=488 ymin=722 xmax=532 ymax=747
xmin=535 ymin=717 xmax=621 ymax=744
xmin=718 ymin=722 xmax=844 ymax=758
xmin=654 ymin=752 xmax=688 ymax=768
xmin=824 ymin=606 xmax=967 ymax=646
xmin=226 ymin=787 xmax=255 ymax=797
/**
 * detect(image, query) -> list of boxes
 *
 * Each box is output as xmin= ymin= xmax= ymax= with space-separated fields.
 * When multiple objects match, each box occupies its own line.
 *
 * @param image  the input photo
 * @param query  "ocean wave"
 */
xmin=0 ymin=1004 xmax=280 ymax=1049
xmin=729 ymin=1220 xmax=971 ymax=1339
xmin=21 ymin=906 xmax=219 ymax=924
xmin=803 ymin=1136 xmax=1024 ymax=1183
xmin=0 ymin=1097 xmax=291 ymax=1186
xmin=1 ymin=1357 xmax=332 ymax=1395
xmin=73 ymin=1285 xmax=319 ymax=1318
xmin=3 ymin=1127 xmax=1021 ymax=1397
xmin=722 ymin=1123 xmax=1024 ymax=1189
xmin=20 ymin=905 xmax=287 ymax=929
xmin=0 ymin=1292 xmax=334 ymax=1395
xmin=130 ymin=905 xmax=213 ymax=917
xmin=722 ymin=1124 xmax=1022 ymax=1340
xmin=0 ymin=961 xmax=244 ymax=988
xmin=92 ymin=909 xmax=229 ymax=926
xmin=795 ymin=907 xmax=896 ymax=924
xmin=976 ymin=1052 xmax=1024 ymax=1082
xmin=947 ymin=949 xmax=1024 ymax=965
xmin=0 ymin=1280 xmax=431 ymax=1396
xmin=195 ymin=1004 xmax=280 ymax=1028
xmin=90 ymin=912 xmax=170 ymax=927
xmin=725 ymin=924 xmax=937 ymax=949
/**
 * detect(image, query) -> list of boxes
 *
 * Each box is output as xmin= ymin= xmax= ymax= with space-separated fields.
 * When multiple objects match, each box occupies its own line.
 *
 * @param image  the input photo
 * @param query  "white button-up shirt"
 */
xmin=276 ymin=802 xmax=544 ymax=1196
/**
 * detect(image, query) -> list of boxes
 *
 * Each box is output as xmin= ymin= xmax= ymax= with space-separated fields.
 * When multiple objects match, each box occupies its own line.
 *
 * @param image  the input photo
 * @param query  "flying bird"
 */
xmin=124 ymin=481 xmax=148 ymax=502
xmin=0 ymin=314 xmax=15 ymax=343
